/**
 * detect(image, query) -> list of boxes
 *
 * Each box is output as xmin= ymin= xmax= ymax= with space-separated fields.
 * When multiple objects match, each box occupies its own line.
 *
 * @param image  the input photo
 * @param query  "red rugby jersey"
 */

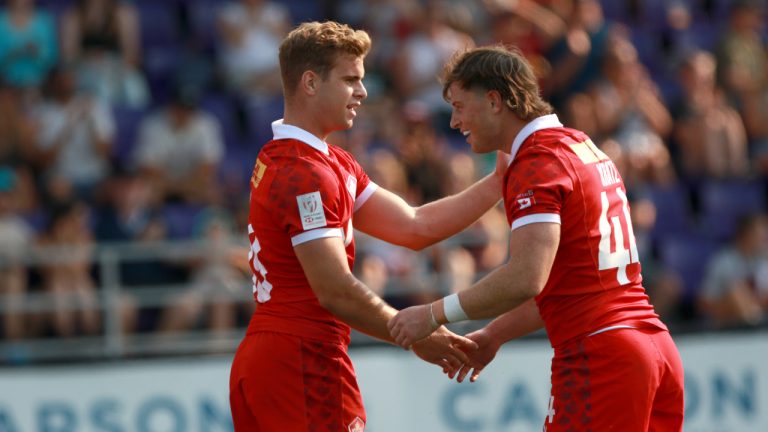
xmin=246 ymin=120 xmax=377 ymax=344
xmin=502 ymin=115 xmax=666 ymax=348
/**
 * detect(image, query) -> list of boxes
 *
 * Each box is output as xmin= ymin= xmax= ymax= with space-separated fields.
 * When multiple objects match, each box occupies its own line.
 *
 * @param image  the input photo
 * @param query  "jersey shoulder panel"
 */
xmin=254 ymin=140 xmax=344 ymax=236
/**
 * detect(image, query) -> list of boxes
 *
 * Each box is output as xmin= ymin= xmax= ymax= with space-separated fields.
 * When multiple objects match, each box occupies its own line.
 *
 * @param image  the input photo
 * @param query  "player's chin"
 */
xmin=470 ymin=140 xmax=494 ymax=154
xmin=468 ymin=141 xmax=484 ymax=154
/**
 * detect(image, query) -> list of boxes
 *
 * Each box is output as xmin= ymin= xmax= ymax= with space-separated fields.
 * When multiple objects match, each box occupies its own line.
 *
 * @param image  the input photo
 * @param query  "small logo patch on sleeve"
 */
xmin=515 ymin=190 xmax=535 ymax=210
xmin=297 ymin=191 xmax=327 ymax=230
xmin=345 ymin=174 xmax=357 ymax=198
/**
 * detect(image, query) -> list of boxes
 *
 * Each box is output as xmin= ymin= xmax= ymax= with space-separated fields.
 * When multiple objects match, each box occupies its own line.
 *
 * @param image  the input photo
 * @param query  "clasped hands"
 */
xmin=389 ymin=304 xmax=499 ymax=383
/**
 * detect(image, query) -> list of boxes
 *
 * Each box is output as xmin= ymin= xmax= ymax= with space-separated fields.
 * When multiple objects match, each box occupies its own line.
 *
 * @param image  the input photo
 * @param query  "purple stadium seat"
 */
xmin=21 ymin=209 xmax=48 ymax=234
xmin=188 ymin=0 xmax=221 ymax=50
xmin=162 ymin=203 xmax=204 ymax=240
xmin=201 ymin=94 xmax=240 ymax=147
xmin=220 ymin=141 xmax=259 ymax=188
xmin=658 ymin=235 xmax=718 ymax=299
xmin=244 ymin=97 xmax=284 ymax=145
xmin=135 ymin=0 xmax=180 ymax=48
xmin=112 ymin=106 xmax=148 ymax=169
xmin=277 ymin=0 xmax=323 ymax=24
xmin=599 ymin=0 xmax=629 ymax=23
xmin=698 ymin=180 xmax=766 ymax=241
xmin=644 ymin=184 xmax=695 ymax=241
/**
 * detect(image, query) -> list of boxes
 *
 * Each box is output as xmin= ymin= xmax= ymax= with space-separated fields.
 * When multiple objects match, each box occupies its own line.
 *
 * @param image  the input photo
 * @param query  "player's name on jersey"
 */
xmin=595 ymin=160 xmax=621 ymax=188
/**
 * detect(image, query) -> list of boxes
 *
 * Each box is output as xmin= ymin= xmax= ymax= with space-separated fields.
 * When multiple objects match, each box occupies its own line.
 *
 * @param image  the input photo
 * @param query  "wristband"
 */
xmin=443 ymin=293 xmax=469 ymax=323
xmin=428 ymin=302 xmax=439 ymax=330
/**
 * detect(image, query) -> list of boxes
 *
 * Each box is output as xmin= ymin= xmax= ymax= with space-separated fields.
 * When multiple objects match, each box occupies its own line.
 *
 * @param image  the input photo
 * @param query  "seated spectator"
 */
xmin=0 ymin=0 xmax=57 ymax=92
xmin=0 ymin=79 xmax=38 ymax=212
xmin=672 ymin=50 xmax=749 ymax=179
xmin=714 ymin=0 xmax=766 ymax=102
xmin=393 ymin=102 xmax=452 ymax=204
xmin=32 ymin=66 xmax=115 ymax=201
xmin=709 ymin=1 xmax=768 ymax=173
xmin=658 ymin=1 xmax=697 ymax=75
xmin=37 ymin=199 xmax=101 ymax=337
xmin=132 ymin=84 xmax=225 ymax=205
xmin=61 ymin=0 xmax=149 ymax=108
xmin=542 ymin=0 xmax=615 ymax=107
xmin=157 ymin=209 xmax=251 ymax=343
xmin=483 ymin=0 xmax=568 ymax=87
xmin=0 ymin=167 xmax=34 ymax=341
xmin=588 ymin=35 xmax=675 ymax=188
xmin=94 ymin=169 xmax=171 ymax=334
xmin=217 ymin=0 xmax=290 ymax=101
xmin=390 ymin=2 xmax=474 ymax=112
xmin=699 ymin=213 xmax=768 ymax=328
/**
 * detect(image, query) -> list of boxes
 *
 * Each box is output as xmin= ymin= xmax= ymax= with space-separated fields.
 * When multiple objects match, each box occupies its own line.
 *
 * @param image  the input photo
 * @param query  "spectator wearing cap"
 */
xmin=132 ymin=84 xmax=225 ymax=205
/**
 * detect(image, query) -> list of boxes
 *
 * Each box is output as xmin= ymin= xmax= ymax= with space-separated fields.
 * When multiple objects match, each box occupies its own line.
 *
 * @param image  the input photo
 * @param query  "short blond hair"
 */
xmin=279 ymin=21 xmax=371 ymax=97
xmin=442 ymin=45 xmax=552 ymax=121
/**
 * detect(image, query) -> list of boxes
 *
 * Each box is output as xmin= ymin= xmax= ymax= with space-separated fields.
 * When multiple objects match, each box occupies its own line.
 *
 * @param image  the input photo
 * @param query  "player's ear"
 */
xmin=487 ymin=90 xmax=503 ymax=113
xmin=301 ymin=71 xmax=319 ymax=95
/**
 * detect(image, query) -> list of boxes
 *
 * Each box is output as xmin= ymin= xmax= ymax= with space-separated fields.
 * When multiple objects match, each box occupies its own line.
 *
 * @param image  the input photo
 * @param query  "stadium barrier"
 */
xmin=0 ymin=330 xmax=764 ymax=431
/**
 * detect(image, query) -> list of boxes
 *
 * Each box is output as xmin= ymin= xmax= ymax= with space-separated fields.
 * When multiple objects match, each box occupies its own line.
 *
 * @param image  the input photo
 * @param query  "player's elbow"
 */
xmin=400 ymin=219 xmax=441 ymax=251
xmin=311 ymin=276 xmax=357 ymax=312
xmin=522 ymin=281 xmax=546 ymax=299
xmin=402 ymin=237 xmax=434 ymax=251
xmin=313 ymin=284 xmax=342 ymax=310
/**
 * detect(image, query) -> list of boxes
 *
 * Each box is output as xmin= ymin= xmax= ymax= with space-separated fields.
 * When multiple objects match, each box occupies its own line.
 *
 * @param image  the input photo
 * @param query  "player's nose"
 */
xmin=449 ymin=111 xmax=460 ymax=130
xmin=355 ymin=81 xmax=367 ymax=101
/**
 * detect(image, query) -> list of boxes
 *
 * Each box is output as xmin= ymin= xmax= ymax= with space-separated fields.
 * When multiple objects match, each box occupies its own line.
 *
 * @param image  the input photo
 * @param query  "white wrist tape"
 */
xmin=443 ymin=293 xmax=469 ymax=323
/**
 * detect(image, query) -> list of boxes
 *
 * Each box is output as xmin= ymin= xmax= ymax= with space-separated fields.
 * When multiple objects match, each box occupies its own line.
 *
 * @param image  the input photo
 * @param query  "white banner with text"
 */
xmin=0 ymin=332 xmax=764 ymax=431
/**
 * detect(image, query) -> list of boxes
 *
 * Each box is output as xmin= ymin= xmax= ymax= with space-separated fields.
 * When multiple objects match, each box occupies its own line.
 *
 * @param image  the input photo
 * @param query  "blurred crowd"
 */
xmin=1 ymin=0 xmax=768 ymax=357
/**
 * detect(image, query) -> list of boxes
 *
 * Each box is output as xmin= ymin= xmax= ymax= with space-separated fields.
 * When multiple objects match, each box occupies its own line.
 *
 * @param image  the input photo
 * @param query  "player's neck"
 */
xmin=282 ymin=107 xmax=330 ymax=142
xmin=500 ymin=115 xmax=527 ymax=154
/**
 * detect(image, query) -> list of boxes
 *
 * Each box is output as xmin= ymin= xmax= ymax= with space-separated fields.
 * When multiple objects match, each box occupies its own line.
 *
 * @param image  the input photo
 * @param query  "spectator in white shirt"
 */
xmin=133 ymin=84 xmax=224 ymax=205
xmin=33 ymin=65 xmax=115 ymax=200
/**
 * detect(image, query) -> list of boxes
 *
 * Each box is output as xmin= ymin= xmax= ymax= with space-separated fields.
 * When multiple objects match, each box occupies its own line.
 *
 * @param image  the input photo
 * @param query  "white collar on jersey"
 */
xmin=508 ymin=114 xmax=563 ymax=165
xmin=271 ymin=119 xmax=330 ymax=155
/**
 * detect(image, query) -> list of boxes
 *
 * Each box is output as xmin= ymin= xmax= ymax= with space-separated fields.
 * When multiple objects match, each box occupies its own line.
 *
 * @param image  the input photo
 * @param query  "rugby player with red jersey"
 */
xmin=229 ymin=22 xmax=511 ymax=431
xmin=388 ymin=46 xmax=685 ymax=431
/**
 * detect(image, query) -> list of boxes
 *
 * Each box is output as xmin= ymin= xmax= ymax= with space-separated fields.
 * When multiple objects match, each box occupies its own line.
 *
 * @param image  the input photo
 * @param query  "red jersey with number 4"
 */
xmin=503 ymin=115 xmax=666 ymax=348
xmin=245 ymin=121 xmax=377 ymax=345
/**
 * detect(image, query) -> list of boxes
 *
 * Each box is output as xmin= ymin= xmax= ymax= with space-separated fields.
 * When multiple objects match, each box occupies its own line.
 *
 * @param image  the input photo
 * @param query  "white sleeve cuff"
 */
xmin=511 ymin=213 xmax=561 ymax=231
xmin=354 ymin=182 xmax=379 ymax=212
xmin=291 ymin=228 xmax=343 ymax=246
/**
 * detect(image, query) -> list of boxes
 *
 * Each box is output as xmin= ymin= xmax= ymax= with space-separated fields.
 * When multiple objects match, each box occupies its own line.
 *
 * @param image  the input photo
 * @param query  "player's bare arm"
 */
xmin=388 ymin=222 xmax=559 ymax=347
xmin=294 ymin=236 xmax=477 ymax=370
xmin=453 ymin=298 xmax=544 ymax=383
xmin=354 ymin=151 xmax=508 ymax=250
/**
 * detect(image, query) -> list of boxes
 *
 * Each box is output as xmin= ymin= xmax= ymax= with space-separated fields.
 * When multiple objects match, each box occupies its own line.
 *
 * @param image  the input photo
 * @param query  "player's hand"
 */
xmin=388 ymin=304 xmax=438 ymax=348
xmin=450 ymin=328 xmax=502 ymax=383
xmin=412 ymin=326 xmax=479 ymax=374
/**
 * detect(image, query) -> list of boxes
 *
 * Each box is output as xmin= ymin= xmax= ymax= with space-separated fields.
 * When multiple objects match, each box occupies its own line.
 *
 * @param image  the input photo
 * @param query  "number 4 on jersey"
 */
xmin=598 ymin=187 xmax=639 ymax=285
